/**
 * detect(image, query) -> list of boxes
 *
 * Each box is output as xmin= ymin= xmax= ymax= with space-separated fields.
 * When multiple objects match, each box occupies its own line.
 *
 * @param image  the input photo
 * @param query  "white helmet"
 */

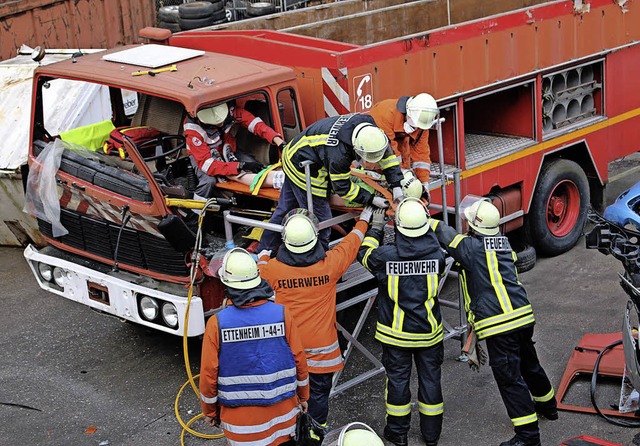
xmin=400 ymin=171 xmax=423 ymax=199
xmin=395 ymin=197 xmax=429 ymax=237
xmin=197 ymin=102 xmax=229 ymax=126
xmin=323 ymin=422 xmax=384 ymax=446
xmin=461 ymin=195 xmax=500 ymax=236
xmin=343 ymin=429 xmax=385 ymax=446
xmin=352 ymin=123 xmax=390 ymax=163
xmin=282 ymin=209 xmax=320 ymax=254
xmin=217 ymin=247 xmax=261 ymax=290
xmin=406 ymin=93 xmax=439 ymax=130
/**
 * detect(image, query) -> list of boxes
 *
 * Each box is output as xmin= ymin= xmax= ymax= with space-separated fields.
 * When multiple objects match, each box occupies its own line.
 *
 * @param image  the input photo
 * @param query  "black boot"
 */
xmin=535 ymin=402 xmax=558 ymax=420
xmin=499 ymin=435 xmax=541 ymax=446
xmin=383 ymin=426 xmax=408 ymax=446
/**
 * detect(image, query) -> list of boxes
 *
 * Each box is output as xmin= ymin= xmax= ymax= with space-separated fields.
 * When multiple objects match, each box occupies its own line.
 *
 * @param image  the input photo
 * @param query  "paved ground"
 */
xmin=2 ymin=154 xmax=640 ymax=446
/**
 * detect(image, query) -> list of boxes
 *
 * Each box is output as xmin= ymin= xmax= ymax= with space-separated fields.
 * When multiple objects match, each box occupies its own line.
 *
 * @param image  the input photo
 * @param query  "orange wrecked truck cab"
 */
xmin=23 ymin=44 xmax=304 ymax=335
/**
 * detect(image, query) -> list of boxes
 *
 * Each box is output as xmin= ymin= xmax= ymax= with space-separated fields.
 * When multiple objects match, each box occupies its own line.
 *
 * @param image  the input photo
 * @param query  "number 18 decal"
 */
xmin=353 ymin=74 xmax=373 ymax=112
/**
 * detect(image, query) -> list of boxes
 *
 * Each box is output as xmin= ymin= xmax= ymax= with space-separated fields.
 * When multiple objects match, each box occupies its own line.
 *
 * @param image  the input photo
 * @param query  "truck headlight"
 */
xmin=53 ymin=267 xmax=67 ymax=288
xmin=161 ymin=303 xmax=179 ymax=328
xmin=38 ymin=262 xmax=53 ymax=282
xmin=140 ymin=296 xmax=159 ymax=320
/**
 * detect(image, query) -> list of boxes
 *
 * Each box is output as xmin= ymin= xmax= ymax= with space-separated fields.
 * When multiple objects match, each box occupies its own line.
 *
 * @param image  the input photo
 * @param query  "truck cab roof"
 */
xmin=34 ymin=44 xmax=297 ymax=115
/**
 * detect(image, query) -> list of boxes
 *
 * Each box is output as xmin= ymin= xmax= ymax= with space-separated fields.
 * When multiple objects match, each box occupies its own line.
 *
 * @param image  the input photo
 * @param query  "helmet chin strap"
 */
xmin=403 ymin=121 xmax=416 ymax=134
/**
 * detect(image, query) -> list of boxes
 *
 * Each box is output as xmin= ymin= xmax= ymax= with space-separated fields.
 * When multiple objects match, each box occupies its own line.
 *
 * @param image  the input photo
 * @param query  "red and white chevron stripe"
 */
xmin=321 ymin=67 xmax=350 ymax=117
xmin=59 ymin=186 xmax=162 ymax=237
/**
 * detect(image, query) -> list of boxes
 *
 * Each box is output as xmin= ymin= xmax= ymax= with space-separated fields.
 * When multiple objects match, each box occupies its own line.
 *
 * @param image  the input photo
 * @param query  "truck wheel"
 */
xmin=178 ymin=15 xmax=217 ymax=30
xmin=158 ymin=5 xmax=180 ymax=23
xmin=525 ymin=159 xmax=589 ymax=256
xmin=246 ymin=2 xmax=276 ymax=16
xmin=514 ymin=244 xmax=536 ymax=273
xmin=179 ymin=1 xmax=222 ymax=19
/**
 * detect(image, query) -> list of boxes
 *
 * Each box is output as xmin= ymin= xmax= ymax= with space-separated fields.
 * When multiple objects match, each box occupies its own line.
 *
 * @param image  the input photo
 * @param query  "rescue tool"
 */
xmin=132 ymin=64 xmax=177 ymax=76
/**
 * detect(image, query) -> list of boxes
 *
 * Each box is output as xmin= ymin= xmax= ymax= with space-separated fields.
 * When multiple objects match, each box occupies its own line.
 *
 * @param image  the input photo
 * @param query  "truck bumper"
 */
xmin=23 ymin=244 xmax=206 ymax=336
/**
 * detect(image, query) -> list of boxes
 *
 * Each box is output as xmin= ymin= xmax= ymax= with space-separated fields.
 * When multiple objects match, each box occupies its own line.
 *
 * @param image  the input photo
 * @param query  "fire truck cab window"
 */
xmin=276 ymin=88 xmax=301 ymax=142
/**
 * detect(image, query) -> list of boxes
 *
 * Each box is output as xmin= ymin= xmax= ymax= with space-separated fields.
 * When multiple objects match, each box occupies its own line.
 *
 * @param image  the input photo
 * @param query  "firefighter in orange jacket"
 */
xmin=199 ymin=247 xmax=309 ymax=446
xmin=257 ymin=209 xmax=369 ymax=426
xmin=369 ymin=93 xmax=439 ymax=199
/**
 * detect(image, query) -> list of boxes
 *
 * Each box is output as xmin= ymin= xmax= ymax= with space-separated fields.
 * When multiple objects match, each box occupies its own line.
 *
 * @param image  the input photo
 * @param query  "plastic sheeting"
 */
xmin=23 ymin=139 xmax=69 ymax=237
xmin=0 ymin=47 xmax=106 ymax=171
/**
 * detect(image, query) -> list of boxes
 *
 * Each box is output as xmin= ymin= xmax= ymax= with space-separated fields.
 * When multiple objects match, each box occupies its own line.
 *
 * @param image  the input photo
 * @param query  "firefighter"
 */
xmin=184 ymin=101 xmax=286 ymax=199
xmin=369 ymin=93 xmax=439 ymax=201
xmin=199 ymin=247 xmax=309 ymax=446
xmin=257 ymin=208 xmax=370 ymax=428
xmin=256 ymin=113 xmax=404 ymax=253
xmin=431 ymin=197 xmax=558 ymax=446
xmin=357 ymin=197 xmax=446 ymax=446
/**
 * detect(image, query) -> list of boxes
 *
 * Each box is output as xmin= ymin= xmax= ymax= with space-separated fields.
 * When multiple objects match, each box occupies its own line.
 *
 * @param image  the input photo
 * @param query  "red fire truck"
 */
xmin=171 ymin=0 xmax=640 ymax=256
xmin=23 ymin=0 xmax=640 ymax=336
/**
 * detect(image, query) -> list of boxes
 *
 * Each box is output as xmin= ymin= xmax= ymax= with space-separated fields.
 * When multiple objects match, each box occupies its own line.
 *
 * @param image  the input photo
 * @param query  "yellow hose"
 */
xmin=174 ymin=201 xmax=225 ymax=444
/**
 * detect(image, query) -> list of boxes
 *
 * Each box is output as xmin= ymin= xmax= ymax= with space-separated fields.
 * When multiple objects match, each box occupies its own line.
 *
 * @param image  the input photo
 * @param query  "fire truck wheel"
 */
xmin=525 ymin=159 xmax=589 ymax=257
xmin=246 ymin=2 xmax=277 ymax=17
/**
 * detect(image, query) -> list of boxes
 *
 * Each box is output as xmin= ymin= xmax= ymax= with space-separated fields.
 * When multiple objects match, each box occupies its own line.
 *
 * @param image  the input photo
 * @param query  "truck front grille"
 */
xmin=38 ymin=209 xmax=189 ymax=277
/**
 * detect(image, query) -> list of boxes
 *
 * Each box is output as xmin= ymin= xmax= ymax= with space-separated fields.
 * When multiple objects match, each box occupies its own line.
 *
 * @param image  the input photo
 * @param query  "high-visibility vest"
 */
xmin=217 ymin=302 xmax=297 ymax=407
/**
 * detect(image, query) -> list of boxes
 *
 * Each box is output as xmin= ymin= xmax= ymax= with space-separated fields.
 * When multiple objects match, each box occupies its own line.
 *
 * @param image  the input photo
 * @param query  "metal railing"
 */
xmin=215 ymin=118 xmax=469 ymax=396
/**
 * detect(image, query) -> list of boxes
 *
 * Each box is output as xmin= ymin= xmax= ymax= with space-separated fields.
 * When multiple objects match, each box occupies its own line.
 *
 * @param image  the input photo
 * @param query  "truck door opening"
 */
xmin=463 ymin=81 xmax=536 ymax=169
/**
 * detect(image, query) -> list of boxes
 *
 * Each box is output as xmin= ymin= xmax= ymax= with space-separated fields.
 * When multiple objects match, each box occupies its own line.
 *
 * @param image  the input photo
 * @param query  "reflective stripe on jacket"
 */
xmin=432 ymin=221 xmax=535 ymax=339
xmin=217 ymin=302 xmax=297 ymax=407
xmin=281 ymin=114 xmax=403 ymax=203
xmin=184 ymin=105 xmax=281 ymax=177
xmin=357 ymin=222 xmax=446 ymax=348
xmin=199 ymin=300 xmax=309 ymax=446
xmin=259 ymin=220 xmax=368 ymax=373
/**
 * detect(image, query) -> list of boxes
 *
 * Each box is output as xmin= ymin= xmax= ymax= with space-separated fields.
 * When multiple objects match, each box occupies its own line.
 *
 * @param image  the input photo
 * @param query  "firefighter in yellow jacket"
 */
xmin=258 ymin=209 xmax=369 ymax=427
xmin=358 ymin=198 xmax=446 ymax=446
xmin=431 ymin=197 xmax=557 ymax=446
xmin=199 ymin=248 xmax=310 ymax=446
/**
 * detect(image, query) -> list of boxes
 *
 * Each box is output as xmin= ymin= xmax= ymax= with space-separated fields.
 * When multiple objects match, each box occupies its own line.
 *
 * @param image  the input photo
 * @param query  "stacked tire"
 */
xmin=157 ymin=5 xmax=181 ymax=33
xmin=245 ymin=2 xmax=276 ymax=17
xmin=178 ymin=1 xmax=228 ymax=30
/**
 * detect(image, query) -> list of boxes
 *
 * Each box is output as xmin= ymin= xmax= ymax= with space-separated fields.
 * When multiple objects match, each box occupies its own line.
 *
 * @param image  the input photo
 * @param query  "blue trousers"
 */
xmin=257 ymin=177 xmax=332 ymax=252
xmin=485 ymin=326 xmax=555 ymax=443
xmin=382 ymin=343 xmax=444 ymax=443
xmin=308 ymin=372 xmax=333 ymax=425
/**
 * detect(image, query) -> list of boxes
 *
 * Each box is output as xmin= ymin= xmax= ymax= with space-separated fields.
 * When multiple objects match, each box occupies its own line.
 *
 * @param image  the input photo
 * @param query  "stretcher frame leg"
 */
xmin=331 ymin=288 xmax=384 ymax=398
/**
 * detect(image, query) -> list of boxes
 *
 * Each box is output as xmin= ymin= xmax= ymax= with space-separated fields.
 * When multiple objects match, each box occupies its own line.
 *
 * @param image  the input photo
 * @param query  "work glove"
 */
xmin=462 ymin=328 xmax=487 ymax=372
xmin=359 ymin=205 xmax=375 ymax=224
xmin=392 ymin=186 xmax=404 ymax=202
xmin=238 ymin=160 xmax=264 ymax=173
xmin=371 ymin=196 xmax=390 ymax=209
xmin=371 ymin=207 xmax=387 ymax=231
